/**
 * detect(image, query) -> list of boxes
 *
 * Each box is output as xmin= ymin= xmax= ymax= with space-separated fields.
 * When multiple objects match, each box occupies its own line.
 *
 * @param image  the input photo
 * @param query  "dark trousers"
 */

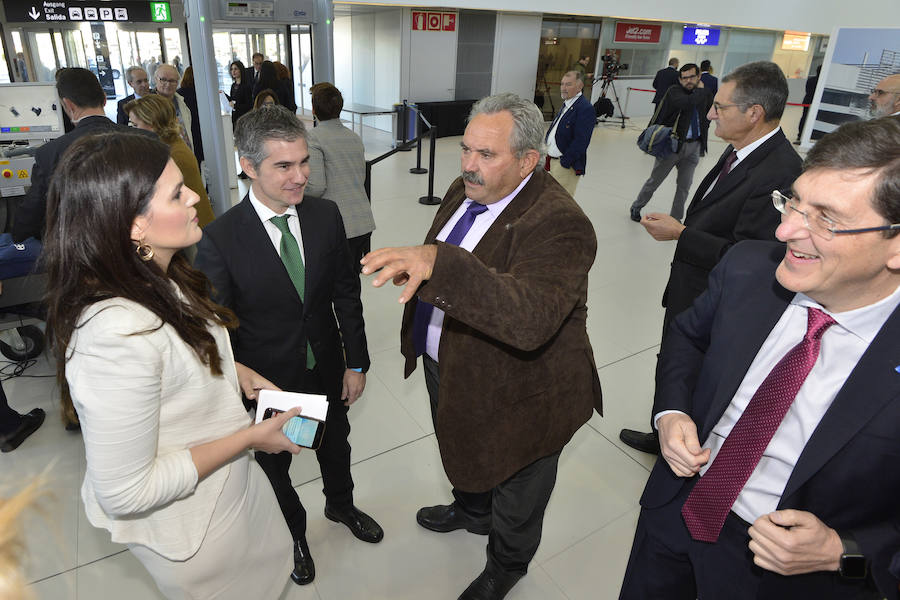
xmin=423 ymin=355 xmax=560 ymax=574
xmin=0 ymin=384 xmax=21 ymax=435
xmin=619 ymin=478 xmax=882 ymax=600
xmin=254 ymin=366 xmax=354 ymax=541
xmin=347 ymin=233 xmax=372 ymax=275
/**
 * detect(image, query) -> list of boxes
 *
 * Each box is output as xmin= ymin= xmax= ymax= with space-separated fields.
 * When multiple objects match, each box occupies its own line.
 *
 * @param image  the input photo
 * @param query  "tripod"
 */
xmin=594 ymin=74 xmax=626 ymax=129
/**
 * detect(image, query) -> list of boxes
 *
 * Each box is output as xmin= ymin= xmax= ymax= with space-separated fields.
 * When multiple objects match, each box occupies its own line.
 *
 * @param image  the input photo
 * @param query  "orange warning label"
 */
xmin=16 ymin=169 xmax=28 ymax=178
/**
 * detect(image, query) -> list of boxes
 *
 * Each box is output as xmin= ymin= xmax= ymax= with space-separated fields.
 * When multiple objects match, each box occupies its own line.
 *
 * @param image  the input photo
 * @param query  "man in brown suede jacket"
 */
xmin=362 ymin=93 xmax=602 ymax=600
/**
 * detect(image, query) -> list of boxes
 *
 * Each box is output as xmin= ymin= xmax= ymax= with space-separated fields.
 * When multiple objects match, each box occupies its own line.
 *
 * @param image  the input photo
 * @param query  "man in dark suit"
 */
xmin=631 ymin=63 xmax=712 ymax=222
xmin=194 ymin=106 xmax=383 ymax=587
xmin=362 ymin=93 xmax=602 ymax=600
xmin=116 ymin=66 xmax=151 ymax=125
xmin=796 ymin=64 xmax=820 ymax=144
xmin=652 ymin=57 xmax=680 ymax=106
xmin=699 ymin=60 xmax=718 ymax=97
xmin=544 ymin=70 xmax=595 ymax=197
xmin=621 ymin=61 xmax=802 ymax=454
xmin=619 ymin=117 xmax=900 ymax=600
xmin=13 ymin=68 xmax=138 ymax=243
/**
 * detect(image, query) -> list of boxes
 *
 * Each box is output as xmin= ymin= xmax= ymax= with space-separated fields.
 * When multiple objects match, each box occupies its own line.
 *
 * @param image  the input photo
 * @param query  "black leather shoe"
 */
xmin=324 ymin=503 xmax=384 ymax=543
xmin=630 ymin=208 xmax=642 ymax=222
xmin=416 ymin=502 xmax=490 ymax=535
xmin=619 ymin=429 xmax=660 ymax=454
xmin=458 ymin=563 xmax=523 ymax=600
xmin=290 ymin=538 xmax=315 ymax=585
xmin=0 ymin=408 xmax=45 ymax=453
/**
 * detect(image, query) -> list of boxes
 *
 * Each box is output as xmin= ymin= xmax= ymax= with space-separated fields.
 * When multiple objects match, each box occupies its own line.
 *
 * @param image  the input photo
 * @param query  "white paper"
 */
xmin=254 ymin=389 xmax=328 ymax=424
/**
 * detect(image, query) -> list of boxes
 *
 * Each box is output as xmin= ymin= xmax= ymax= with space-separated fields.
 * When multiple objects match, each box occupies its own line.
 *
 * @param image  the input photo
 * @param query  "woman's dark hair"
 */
xmin=255 ymin=60 xmax=279 ymax=92
xmin=180 ymin=65 xmax=194 ymax=89
xmin=230 ymin=60 xmax=246 ymax=81
xmin=44 ymin=132 xmax=237 ymax=423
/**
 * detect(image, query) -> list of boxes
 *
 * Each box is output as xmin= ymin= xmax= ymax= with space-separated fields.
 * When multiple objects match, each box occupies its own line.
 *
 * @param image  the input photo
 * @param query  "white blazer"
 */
xmin=66 ymin=297 xmax=251 ymax=560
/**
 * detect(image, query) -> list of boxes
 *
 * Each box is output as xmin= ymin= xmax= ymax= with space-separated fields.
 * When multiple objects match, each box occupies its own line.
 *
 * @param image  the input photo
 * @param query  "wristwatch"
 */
xmin=838 ymin=534 xmax=867 ymax=579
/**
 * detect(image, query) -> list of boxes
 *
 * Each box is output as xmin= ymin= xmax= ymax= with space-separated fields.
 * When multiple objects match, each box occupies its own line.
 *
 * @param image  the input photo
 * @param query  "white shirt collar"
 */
xmin=792 ymin=282 xmax=900 ymax=344
xmin=562 ymin=92 xmax=582 ymax=110
xmin=734 ymin=126 xmax=782 ymax=164
xmin=247 ymin=185 xmax=298 ymax=225
xmin=465 ymin=172 xmax=532 ymax=215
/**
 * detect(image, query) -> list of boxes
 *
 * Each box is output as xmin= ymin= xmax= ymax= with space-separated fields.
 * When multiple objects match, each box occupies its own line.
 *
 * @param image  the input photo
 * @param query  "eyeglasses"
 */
xmin=157 ymin=77 xmax=178 ymax=84
xmin=870 ymin=88 xmax=899 ymax=97
xmin=711 ymin=102 xmax=748 ymax=113
xmin=771 ymin=190 xmax=900 ymax=240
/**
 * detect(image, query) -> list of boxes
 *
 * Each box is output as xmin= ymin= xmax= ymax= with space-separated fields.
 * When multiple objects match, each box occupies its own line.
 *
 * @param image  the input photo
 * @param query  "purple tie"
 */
xmin=713 ymin=150 xmax=738 ymax=187
xmin=681 ymin=307 xmax=836 ymax=543
xmin=412 ymin=201 xmax=489 ymax=356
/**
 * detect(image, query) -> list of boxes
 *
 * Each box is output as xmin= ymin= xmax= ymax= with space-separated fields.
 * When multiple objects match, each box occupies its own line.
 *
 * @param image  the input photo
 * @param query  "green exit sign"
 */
xmin=150 ymin=2 xmax=171 ymax=22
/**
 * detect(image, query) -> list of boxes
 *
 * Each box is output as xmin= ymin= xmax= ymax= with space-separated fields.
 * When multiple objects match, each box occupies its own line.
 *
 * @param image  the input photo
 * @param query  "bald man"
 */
xmin=869 ymin=74 xmax=900 ymax=119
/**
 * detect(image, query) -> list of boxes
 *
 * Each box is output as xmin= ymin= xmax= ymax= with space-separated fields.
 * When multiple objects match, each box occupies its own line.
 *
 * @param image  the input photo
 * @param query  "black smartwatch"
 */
xmin=838 ymin=534 xmax=867 ymax=579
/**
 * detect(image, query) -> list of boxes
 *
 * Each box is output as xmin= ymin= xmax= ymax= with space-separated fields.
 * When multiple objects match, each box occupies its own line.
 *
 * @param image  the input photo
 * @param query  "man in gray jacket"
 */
xmin=307 ymin=83 xmax=376 ymax=271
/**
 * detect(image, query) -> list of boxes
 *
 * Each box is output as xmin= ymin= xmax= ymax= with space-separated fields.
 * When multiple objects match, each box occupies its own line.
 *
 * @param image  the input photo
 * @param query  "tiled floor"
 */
xmin=2 ymin=105 xmax=808 ymax=599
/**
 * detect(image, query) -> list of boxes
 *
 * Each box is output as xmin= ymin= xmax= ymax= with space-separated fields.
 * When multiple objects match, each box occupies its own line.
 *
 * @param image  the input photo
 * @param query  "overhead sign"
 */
xmin=4 ymin=0 xmax=171 ymax=23
xmin=614 ymin=22 xmax=662 ymax=44
xmin=682 ymin=27 xmax=721 ymax=46
xmin=411 ymin=11 xmax=456 ymax=32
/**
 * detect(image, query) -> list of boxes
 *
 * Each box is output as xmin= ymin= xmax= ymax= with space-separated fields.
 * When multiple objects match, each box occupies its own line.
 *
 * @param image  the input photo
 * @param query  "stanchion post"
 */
xmin=418 ymin=126 xmax=441 ymax=205
xmin=410 ymin=123 xmax=427 ymax=174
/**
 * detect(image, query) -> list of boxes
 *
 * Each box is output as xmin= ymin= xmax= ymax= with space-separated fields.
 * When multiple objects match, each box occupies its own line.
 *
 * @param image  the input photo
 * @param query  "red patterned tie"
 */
xmin=681 ymin=307 xmax=836 ymax=542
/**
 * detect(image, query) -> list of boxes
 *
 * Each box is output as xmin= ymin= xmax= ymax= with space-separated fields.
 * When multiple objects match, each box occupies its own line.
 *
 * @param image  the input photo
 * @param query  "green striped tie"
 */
xmin=270 ymin=215 xmax=316 ymax=369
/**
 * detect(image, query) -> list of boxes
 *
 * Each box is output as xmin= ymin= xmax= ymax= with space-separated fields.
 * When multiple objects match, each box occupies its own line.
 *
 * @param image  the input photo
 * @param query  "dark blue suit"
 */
xmin=549 ymin=94 xmax=595 ymax=174
xmin=622 ymin=241 xmax=900 ymax=599
xmin=700 ymin=72 xmax=718 ymax=97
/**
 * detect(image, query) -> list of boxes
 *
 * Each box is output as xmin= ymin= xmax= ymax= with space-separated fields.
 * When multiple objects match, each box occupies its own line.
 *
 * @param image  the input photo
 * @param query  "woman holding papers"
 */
xmin=43 ymin=131 xmax=299 ymax=599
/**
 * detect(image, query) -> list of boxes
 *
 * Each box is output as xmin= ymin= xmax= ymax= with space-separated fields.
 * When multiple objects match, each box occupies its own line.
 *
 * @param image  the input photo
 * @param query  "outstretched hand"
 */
xmin=360 ymin=245 xmax=438 ymax=303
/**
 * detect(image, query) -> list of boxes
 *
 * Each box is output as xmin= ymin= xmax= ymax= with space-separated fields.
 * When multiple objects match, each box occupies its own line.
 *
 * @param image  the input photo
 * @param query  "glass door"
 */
xmin=290 ymin=25 xmax=313 ymax=116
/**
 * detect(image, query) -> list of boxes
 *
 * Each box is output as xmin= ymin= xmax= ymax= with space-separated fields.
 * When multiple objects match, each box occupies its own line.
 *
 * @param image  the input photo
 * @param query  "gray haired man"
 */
xmin=362 ymin=93 xmax=602 ymax=600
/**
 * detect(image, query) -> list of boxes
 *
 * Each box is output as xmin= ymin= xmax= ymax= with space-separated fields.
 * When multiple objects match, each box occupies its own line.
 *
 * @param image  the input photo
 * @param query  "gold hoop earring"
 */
xmin=136 ymin=238 xmax=154 ymax=262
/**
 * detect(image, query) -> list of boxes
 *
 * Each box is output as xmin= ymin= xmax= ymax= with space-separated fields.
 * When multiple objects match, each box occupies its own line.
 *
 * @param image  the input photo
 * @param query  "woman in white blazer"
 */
xmin=43 ymin=131 xmax=300 ymax=599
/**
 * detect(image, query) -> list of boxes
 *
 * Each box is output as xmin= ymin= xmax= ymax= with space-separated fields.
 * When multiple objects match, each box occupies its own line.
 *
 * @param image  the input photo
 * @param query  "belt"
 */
xmin=684 ymin=138 xmax=700 ymax=143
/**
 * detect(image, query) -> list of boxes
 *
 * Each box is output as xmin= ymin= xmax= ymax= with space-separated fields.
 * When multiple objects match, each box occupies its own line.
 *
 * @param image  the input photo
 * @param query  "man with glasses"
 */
xmin=869 ymin=73 xmax=900 ymax=119
xmin=621 ymin=61 xmax=802 ymax=455
xmin=116 ymin=66 xmax=152 ymax=125
xmin=154 ymin=64 xmax=193 ymax=152
xmin=619 ymin=117 xmax=900 ymax=600
xmin=631 ymin=63 xmax=712 ymax=222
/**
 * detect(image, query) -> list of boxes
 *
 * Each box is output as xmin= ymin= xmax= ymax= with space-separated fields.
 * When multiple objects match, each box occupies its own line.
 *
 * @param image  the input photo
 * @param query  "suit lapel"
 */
xmin=781 ymin=305 xmax=900 ymax=502
xmin=235 ymin=197 xmax=303 ymax=309
xmin=700 ymin=279 xmax=795 ymax=439
xmin=686 ymin=147 xmax=732 ymax=217
xmin=297 ymin=200 xmax=322 ymax=306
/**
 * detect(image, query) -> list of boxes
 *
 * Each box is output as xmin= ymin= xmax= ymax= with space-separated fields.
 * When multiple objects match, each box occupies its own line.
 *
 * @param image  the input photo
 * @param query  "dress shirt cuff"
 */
xmin=653 ymin=409 xmax=687 ymax=430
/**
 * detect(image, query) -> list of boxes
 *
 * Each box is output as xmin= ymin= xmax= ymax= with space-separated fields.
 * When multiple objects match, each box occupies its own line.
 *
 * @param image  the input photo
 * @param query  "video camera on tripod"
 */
xmin=600 ymin=54 xmax=629 ymax=78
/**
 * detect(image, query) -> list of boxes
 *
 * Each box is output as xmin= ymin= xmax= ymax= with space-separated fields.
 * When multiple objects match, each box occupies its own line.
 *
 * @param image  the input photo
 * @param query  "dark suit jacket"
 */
xmin=194 ymin=196 xmax=369 ymax=400
xmin=644 ymin=241 xmax=900 ymax=599
xmin=13 ymin=116 xmax=139 ymax=242
xmin=551 ymin=94 xmax=595 ymax=174
xmin=399 ymin=169 xmax=603 ymax=492
xmin=652 ymin=85 xmax=712 ymax=154
xmin=700 ymin=72 xmax=718 ymax=97
xmin=116 ymin=90 xmax=156 ymax=125
xmin=652 ymin=66 xmax=680 ymax=104
xmin=176 ymin=86 xmax=203 ymax=162
xmin=661 ymin=128 xmax=802 ymax=325
xmin=116 ymin=94 xmax=135 ymax=125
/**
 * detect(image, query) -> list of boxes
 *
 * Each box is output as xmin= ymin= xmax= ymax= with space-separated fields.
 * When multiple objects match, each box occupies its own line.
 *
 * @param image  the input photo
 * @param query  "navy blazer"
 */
xmin=645 ymin=241 xmax=900 ymax=599
xmin=700 ymin=72 xmax=718 ymax=97
xmin=194 ymin=195 xmax=369 ymax=402
xmin=652 ymin=66 xmax=680 ymax=104
xmin=549 ymin=94 xmax=595 ymax=174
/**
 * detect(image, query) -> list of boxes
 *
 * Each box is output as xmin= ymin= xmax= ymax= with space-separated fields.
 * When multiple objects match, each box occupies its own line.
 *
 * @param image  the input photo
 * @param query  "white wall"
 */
xmin=491 ymin=13 xmax=542 ymax=99
xmin=401 ymin=7 xmax=458 ymax=102
xmin=360 ymin=0 xmax=893 ymax=37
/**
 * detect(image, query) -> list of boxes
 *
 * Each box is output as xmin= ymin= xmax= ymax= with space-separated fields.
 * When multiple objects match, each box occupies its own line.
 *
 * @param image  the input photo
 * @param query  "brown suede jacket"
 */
xmin=400 ymin=168 xmax=603 ymax=492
